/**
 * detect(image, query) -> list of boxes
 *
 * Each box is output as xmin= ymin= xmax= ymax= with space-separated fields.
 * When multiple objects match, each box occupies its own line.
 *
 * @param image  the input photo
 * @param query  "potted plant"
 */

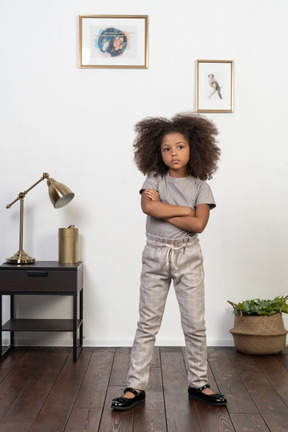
xmin=228 ymin=296 xmax=288 ymax=355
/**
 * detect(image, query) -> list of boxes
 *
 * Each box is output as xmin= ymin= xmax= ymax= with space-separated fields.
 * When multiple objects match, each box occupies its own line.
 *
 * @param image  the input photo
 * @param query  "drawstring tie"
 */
xmin=165 ymin=244 xmax=184 ymax=269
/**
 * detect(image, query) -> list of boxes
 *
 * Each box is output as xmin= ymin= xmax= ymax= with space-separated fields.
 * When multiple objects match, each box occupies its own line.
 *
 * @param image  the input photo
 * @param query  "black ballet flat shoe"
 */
xmin=188 ymin=384 xmax=227 ymax=406
xmin=111 ymin=387 xmax=146 ymax=411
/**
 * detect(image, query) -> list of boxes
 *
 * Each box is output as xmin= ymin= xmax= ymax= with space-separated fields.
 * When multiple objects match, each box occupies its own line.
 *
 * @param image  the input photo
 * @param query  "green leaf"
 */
xmin=230 ymin=296 xmax=288 ymax=316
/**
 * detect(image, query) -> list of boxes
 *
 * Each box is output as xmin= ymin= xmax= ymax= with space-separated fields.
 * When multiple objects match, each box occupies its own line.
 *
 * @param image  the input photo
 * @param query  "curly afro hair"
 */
xmin=133 ymin=113 xmax=220 ymax=180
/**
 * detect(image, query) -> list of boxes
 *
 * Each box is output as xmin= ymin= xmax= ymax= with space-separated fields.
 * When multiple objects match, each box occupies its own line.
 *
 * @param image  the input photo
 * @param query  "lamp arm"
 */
xmin=6 ymin=173 xmax=50 ymax=209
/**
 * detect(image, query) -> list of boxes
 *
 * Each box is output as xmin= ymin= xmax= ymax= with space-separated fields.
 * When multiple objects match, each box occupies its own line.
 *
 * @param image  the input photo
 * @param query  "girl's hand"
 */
xmin=143 ymin=188 xmax=160 ymax=201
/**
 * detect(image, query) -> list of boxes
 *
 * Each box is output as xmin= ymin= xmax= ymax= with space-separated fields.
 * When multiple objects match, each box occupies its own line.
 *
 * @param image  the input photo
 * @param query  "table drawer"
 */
xmin=0 ymin=269 xmax=78 ymax=293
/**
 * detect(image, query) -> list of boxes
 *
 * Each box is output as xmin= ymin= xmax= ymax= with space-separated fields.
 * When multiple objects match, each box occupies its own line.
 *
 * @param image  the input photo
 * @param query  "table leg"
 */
xmin=73 ymin=293 xmax=77 ymax=362
xmin=0 ymin=295 xmax=2 ymax=359
xmin=0 ymin=295 xmax=14 ymax=360
xmin=79 ymin=288 xmax=83 ymax=350
xmin=10 ymin=295 xmax=14 ymax=346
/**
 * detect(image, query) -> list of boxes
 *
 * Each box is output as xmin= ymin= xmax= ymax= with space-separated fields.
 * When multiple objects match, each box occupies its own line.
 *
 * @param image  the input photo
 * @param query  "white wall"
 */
xmin=1 ymin=0 xmax=288 ymax=347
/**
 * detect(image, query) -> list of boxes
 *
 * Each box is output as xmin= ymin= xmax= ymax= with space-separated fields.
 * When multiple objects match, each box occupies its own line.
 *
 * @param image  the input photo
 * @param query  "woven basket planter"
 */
xmin=228 ymin=300 xmax=288 ymax=355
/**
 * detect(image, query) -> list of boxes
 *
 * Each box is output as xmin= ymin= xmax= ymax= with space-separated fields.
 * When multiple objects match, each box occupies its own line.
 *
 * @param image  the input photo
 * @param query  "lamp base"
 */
xmin=6 ymin=249 xmax=35 ymax=264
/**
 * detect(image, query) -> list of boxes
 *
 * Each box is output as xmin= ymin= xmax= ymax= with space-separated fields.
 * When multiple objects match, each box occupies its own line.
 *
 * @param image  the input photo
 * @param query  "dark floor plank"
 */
xmin=249 ymin=390 xmax=288 ymax=432
xmin=0 ymin=350 xmax=70 ymax=432
xmin=275 ymin=347 xmax=288 ymax=371
xmin=209 ymin=354 xmax=258 ymax=414
xmin=230 ymin=413 xmax=270 ymax=432
xmin=161 ymin=347 xmax=202 ymax=432
xmin=0 ymin=348 xmax=49 ymax=422
xmin=99 ymin=385 xmax=134 ymax=432
xmin=207 ymin=362 xmax=219 ymax=392
xmin=63 ymin=408 xmax=100 ymax=432
xmin=207 ymin=347 xmax=232 ymax=392
xmin=29 ymin=348 xmax=93 ymax=432
xmin=227 ymin=350 xmax=273 ymax=391
xmin=254 ymin=355 xmax=288 ymax=405
xmin=64 ymin=347 xmax=115 ymax=432
xmin=208 ymin=347 xmax=232 ymax=359
xmin=151 ymin=346 xmax=161 ymax=368
xmin=0 ymin=347 xmax=27 ymax=382
xmin=134 ymin=366 xmax=167 ymax=432
xmin=71 ymin=347 xmax=115 ymax=408
xmin=109 ymin=347 xmax=130 ymax=387
xmin=195 ymin=403 xmax=235 ymax=432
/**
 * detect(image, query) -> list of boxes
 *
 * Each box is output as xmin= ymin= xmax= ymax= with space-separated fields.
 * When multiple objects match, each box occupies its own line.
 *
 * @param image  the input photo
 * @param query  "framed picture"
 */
xmin=79 ymin=15 xmax=148 ymax=69
xmin=196 ymin=60 xmax=234 ymax=112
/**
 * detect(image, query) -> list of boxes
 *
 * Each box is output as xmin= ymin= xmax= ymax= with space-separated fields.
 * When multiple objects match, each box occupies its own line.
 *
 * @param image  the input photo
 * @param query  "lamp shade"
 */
xmin=47 ymin=178 xmax=75 ymax=209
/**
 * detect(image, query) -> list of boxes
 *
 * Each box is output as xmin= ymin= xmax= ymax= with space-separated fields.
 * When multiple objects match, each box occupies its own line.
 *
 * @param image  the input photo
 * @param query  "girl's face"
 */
xmin=161 ymin=132 xmax=190 ymax=178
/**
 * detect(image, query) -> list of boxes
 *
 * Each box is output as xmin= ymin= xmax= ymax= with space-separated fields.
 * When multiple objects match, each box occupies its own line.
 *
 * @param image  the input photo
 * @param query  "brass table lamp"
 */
xmin=6 ymin=172 xmax=74 ymax=264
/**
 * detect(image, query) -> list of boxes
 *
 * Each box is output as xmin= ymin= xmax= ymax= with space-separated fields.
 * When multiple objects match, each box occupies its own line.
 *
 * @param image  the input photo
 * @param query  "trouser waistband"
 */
xmin=146 ymin=232 xmax=198 ymax=247
xmin=146 ymin=233 xmax=199 ymax=269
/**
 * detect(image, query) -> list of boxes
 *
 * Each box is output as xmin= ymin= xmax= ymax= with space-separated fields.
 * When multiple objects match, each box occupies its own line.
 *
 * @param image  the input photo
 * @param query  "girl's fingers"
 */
xmin=144 ymin=189 xmax=160 ymax=200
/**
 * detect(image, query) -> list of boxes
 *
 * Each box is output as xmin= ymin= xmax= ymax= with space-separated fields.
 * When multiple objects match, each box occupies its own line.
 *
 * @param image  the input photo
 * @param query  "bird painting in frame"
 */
xmin=208 ymin=74 xmax=222 ymax=99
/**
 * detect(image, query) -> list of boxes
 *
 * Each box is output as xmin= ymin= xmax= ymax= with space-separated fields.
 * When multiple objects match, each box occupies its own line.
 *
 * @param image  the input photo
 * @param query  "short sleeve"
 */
xmin=139 ymin=174 xmax=159 ymax=195
xmin=195 ymin=181 xmax=216 ymax=209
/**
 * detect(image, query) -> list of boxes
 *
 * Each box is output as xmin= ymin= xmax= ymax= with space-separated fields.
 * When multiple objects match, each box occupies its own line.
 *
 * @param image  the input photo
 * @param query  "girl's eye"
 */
xmin=163 ymin=148 xmax=170 ymax=152
xmin=178 ymin=145 xmax=184 ymax=149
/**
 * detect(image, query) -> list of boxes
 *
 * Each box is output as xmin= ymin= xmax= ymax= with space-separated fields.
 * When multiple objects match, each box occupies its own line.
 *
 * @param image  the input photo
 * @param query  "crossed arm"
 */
xmin=141 ymin=188 xmax=210 ymax=234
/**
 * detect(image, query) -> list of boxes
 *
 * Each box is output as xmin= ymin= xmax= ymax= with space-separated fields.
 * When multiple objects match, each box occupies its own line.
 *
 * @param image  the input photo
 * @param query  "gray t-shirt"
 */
xmin=140 ymin=172 xmax=216 ymax=240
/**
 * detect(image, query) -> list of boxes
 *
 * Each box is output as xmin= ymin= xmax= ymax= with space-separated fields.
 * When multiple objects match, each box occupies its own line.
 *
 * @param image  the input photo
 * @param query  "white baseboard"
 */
xmin=83 ymin=338 xmax=234 ymax=347
xmin=6 ymin=334 xmax=234 ymax=347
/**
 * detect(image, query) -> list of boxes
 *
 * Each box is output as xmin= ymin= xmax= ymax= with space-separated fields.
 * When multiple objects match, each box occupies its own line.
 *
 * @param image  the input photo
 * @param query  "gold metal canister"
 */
xmin=58 ymin=225 xmax=78 ymax=263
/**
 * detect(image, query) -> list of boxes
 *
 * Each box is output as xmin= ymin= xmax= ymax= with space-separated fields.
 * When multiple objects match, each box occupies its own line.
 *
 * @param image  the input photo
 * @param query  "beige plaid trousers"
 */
xmin=127 ymin=233 xmax=208 ymax=390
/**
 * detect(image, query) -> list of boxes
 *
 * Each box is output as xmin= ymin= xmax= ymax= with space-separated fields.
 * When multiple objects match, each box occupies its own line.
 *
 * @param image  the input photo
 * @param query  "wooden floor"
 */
xmin=0 ymin=346 xmax=288 ymax=432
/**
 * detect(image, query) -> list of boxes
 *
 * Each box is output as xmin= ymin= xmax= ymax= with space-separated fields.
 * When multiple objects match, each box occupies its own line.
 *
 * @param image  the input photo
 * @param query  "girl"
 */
xmin=112 ymin=113 xmax=227 ymax=410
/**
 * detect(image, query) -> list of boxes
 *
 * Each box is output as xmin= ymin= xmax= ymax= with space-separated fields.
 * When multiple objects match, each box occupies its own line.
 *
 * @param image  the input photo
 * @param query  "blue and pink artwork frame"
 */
xmin=79 ymin=15 xmax=149 ymax=69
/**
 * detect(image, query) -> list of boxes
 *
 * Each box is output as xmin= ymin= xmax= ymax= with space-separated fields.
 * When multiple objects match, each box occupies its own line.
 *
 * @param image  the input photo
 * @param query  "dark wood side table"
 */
xmin=0 ymin=261 xmax=83 ymax=362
